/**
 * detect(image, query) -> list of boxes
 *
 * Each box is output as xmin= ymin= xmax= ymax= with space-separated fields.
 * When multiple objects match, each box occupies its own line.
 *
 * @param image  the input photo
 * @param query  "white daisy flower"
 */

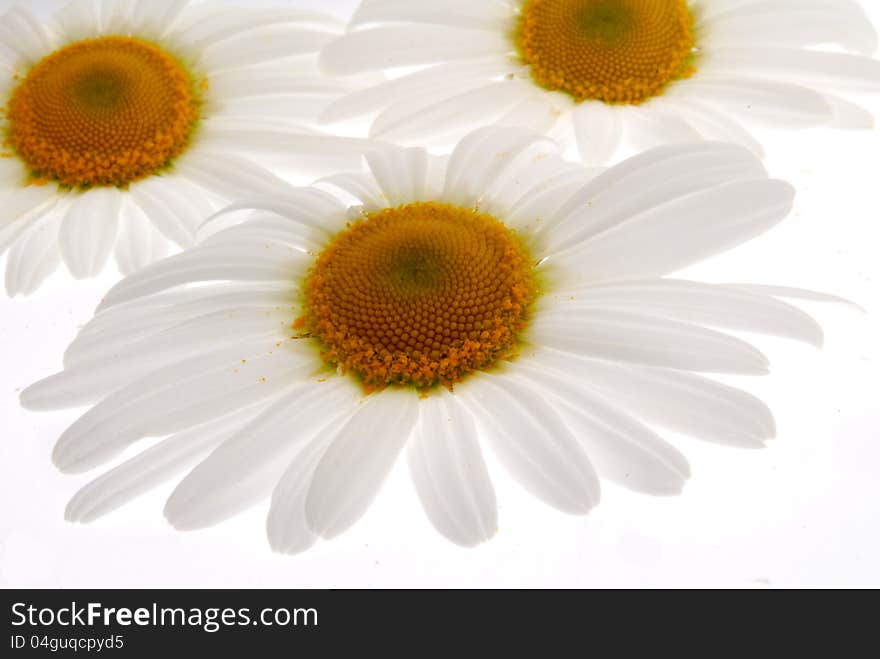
xmin=0 ymin=0 xmax=367 ymax=296
xmin=319 ymin=0 xmax=880 ymax=162
xmin=23 ymin=127 xmax=833 ymax=553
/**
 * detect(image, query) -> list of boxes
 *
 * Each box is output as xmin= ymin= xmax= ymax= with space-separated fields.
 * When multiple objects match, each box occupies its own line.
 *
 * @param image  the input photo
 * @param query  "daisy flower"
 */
xmin=319 ymin=0 xmax=880 ymax=163
xmin=23 ymin=126 xmax=830 ymax=553
xmin=0 ymin=0 xmax=365 ymax=296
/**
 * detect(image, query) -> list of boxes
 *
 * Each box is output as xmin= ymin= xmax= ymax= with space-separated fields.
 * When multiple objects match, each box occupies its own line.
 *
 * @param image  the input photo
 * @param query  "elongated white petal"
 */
xmin=443 ymin=127 xmax=553 ymax=207
xmin=366 ymin=146 xmax=430 ymax=205
xmin=49 ymin=344 xmax=312 ymax=474
xmin=58 ymin=188 xmax=121 ymax=279
xmin=371 ymin=80 xmax=534 ymax=143
xmin=174 ymin=150 xmax=293 ymax=200
xmin=0 ymin=188 xmax=58 ymax=257
xmin=460 ymin=375 xmax=601 ymax=514
xmin=549 ymin=179 xmax=795 ymax=281
xmin=320 ymin=25 xmax=509 ymax=75
xmin=25 ymin=307 xmax=295 ymax=409
xmin=703 ymin=2 xmax=877 ymax=55
xmin=540 ymin=145 xmax=768 ymax=253
xmin=408 ymin=392 xmax=497 ymax=547
xmin=673 ymin=78 xmax=832 ymax=128
xmin=531 ymin=349 xmax=775 ymax=447
xmin=510 ymin=365 xmax=690 ymax=496
xmin=98 ymin=241 xmax=309 ymax=310
xmin=5 ymin=207 xmax=63 ymax=298
xmin=306 ymin=390 xmax=419 ymax=539
xmin=531 ymin=309 xmax=770 ymax=374
xmin=65 ymin=405 xmax=270 ymax=523
xmin=545 ymin=279 xmax=824 ymax=346
xmin=114 ymin=203 xmax=172 ymax=276
xmin=320 ymin=58 xmax=510 ymax=124
xmin=66 ymin=283 xmax=296 ymax=367
xmin=266 ymin=430 xmax=335 ymax=555
xmin=572 ymin=102 xmax=623 ymax=166
xmin=350 ymin=0 xmax=512 ymax=31
xmin=166 ymin=378 xmax=358 ymax=531
xmin=703 ymin=48 xmax=880 ymax=93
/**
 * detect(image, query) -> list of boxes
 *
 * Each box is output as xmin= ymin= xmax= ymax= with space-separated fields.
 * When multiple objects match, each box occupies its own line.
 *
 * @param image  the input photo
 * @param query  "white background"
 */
xmin=1 ymin=0 xmax=878 ymax=588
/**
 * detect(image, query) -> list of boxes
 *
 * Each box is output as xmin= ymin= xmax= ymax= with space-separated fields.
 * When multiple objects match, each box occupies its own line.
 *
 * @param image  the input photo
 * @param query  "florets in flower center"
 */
xmin=516 ymin=0 xmax=697 ymax=105
xmin=3 ymin=36 xmax=203 ymax=188
xmin=297 ymin=202 xmax=540 ymax=392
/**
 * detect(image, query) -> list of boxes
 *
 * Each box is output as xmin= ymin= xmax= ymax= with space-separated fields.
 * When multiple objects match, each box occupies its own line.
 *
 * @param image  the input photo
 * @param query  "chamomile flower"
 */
xmin=319 ymin=0 xmax=880 ymax=163
xmin=23 ymin=127 xmax=830 ymax=553
xmin=0 ymin=0 xmax=365 ymax=295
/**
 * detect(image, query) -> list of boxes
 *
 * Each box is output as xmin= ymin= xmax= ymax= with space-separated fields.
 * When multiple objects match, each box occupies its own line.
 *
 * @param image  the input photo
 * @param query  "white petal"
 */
xmin=727 ymin=284 xmax=862 ymax=310
xmin=702 ymin=1 xmax=877 ymax=55
xmin=407 ymin=392 xmax=497 ymax=547
xmin=459 ymin=375 xmax=601 ymax=514
xmin=24 ymin=306 xmax=296 ymax=409
xmin=126 ymin=0 xmax=187 ymax=40
xmin=320 ymin=25 xmax=509 ymax=75
xmin=169 ymin=7 xmax=342 ymax=54
xmin=531 ymin=308 xmax=770 ymax=374
xmin=702 ymin=49 xmax=880 ymax=94
xmin=546 ymin=279 xmax=824 ymax=346
xmin=538 ymin=143 xmax=768 ymax=254
xmin=196 ymin=188 xmax=347 ymax=242
xmin=673 ymin=77 xmax=832 ymax=128
xmin=663 ymin=99 xmax=765 ymax=157
xmin=166 ymin=378 xmax=358 ymax=531
xmin=114 ymin=202 xmax=172 ymax=276
xmin=58 ymin=188 xmax=121 ymax=279
xmin=266 ymin=430 xmax=334 ymax=555
xmin=538 ymin=142 xmax=765 ymax=243
xmin=174 ymin=150 xmax=293 ymax=200
xmin=320 ymin=58 xmax=510 ymax=124
xmin=65 ymin=406 xmax=268 ymax=523
xmin=66 ymin=283 xmax=296 ymax=368
xmin=365 ymin=146 xmax=429 ymax=205
xmin=572 ymin=102 xmax=623 ymax=165
xmin=306 ymin=390 xmax=419 ymax=539
xmin=199 ymin=26 xmax=336 ymax=72
xmin=128 ymin=177 xmax=215 ymax=249
xmin=98 ymin=241 xmax=309 ymax=310
xmin=511 ymin=364 xmax=690 ymax=496
xmin=823 ymin=94 xmax=875 ymax=130
xmin=0 ymin=7 xmax=55 ymax=65
xmin=350 ymin=0 xmax=512 ymax=31
xmin=548 ymin=178 xmax=795 ymax=281
xmin=621 ymin=104 xmax=702 ymax=152
xmin=49 ymin=343 xmax=313 ymax=473
xmin=4 ymin=206 xmax=63 ymax=297
xmin=531 ymin=348 xmax=776 ymax=448
xmin=371 ymin=80 xmax=534 ymax=143
xmin=442 ymin=127 xmax=553 ymax=207
xmin=53 ymin=0 xmax=102 ymax=43
xmin=0 ymin=187 xmax=58 ymax=257
xmin=314 ymin=172 xmax=386 ymax=211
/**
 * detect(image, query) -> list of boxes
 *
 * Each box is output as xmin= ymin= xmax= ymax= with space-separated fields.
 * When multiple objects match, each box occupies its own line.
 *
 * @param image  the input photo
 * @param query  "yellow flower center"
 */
xmin=297 ymin=202 xmax=539 ymax=392
xmin=515 ymin=0 xmax=697 ymax=104
xmin=3 ymin=36 xmax=203 ymax=188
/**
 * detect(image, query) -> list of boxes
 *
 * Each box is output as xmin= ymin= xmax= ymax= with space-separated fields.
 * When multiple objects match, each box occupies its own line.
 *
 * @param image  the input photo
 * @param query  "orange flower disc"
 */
xmin=298 ymin=202 xmax=539 ymax=392
xmin=5 ymin=36 xmax=202 ymax=188
xmin=516 ymin=0 xmax=697 ymax=105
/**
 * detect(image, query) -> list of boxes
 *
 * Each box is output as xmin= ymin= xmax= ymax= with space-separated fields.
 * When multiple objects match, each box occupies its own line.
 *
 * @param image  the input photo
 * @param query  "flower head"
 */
xmin=24 ymin=127 xmax=826 ymax=552
xmin=0 ymin=0 xmax=366 ymax=295
xmin=319 ymin=0 xmax=880 ymax=163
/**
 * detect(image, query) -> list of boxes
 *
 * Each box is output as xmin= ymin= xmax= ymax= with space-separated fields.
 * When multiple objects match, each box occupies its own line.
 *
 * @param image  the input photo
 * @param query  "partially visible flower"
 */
xmin=0 ymin=0 xmax=366 ymax=295
xmin=24 ymin=127 xmax=832 ymax=553
xmin=319 ymin=0 xmax=880 ymax=162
